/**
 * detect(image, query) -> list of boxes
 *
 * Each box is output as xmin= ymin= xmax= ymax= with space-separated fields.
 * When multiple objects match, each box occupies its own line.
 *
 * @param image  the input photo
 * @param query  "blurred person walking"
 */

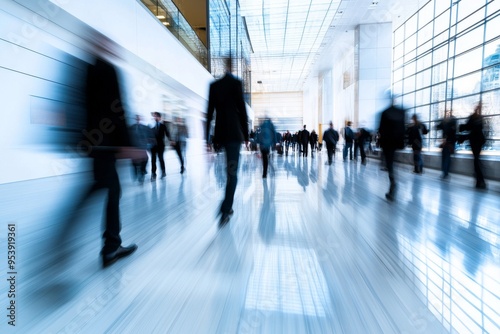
xmin=129 ymin=114 xmax=151 ymax=184
xmin=407 ymin=114 xmax=428 ymax=174
xmin=150 ymin=111 xmax=171 ymax=180
xmin=437 ymin=110 xmax=457 ymax=179
xmin=51 ymin=43 xmax=140 ymax=269
xmin=310 ymin=129 xmax=318 ymax=157
xmin=378 ymin=100 xmax=406 ymax=201
xmin=353 ymin=125 xmax=370 ymax=165
xmin=342 ymin=121 xmax=355 ymax=161
xmin=300 ymin=125 xmax=310 ymax=157
xmin=323 ymin=121 xmax=339 ymax=165
xmin=170 ymin=116 xmax=188 ymax=174
xmin=206 ymin=57 xmax=249 ymax=227
xmin=460 ymin=103 xmax=487 ymax=189
xmin=258 ymin=118 xmax=277 ymax=178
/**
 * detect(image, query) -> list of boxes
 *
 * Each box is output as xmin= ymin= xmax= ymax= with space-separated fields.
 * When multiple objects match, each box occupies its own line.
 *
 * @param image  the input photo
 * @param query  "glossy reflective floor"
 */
xmin=1 ymin=147 xmax=499 ymax=333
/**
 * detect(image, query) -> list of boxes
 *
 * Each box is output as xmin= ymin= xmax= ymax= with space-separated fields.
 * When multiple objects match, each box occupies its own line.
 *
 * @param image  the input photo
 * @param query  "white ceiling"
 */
xmin=240 ymin=0 xmax=425 ymax=93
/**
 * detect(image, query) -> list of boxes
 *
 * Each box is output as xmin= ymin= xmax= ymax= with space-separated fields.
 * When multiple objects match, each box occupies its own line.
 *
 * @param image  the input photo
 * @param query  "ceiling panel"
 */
xmin=240 ymin=0 xmax=424 ymax=93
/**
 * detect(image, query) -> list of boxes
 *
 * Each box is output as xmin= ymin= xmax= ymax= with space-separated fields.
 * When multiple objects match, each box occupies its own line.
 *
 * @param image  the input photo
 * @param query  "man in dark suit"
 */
xmin=300 ymin=125 xmax=310 ymax=157
xmin=58 ymin=53 xmax=139 ymax=268
xmin=460 ymin=103 xmax=486 ymax=189
xmin=206 ymin=57 xmax=249 ymax=227
xmin=150 ymin=111 xmax=170 ymax=180
xmin=323 ymin=121 xmax=339 ymax=165
xmin=378 ymin=100 xmax=406 ymax=201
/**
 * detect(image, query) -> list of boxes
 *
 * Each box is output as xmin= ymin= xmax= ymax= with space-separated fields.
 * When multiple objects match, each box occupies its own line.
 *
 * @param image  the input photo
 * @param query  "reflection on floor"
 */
xmin=1 ymin=149 xmax=499 ymax=333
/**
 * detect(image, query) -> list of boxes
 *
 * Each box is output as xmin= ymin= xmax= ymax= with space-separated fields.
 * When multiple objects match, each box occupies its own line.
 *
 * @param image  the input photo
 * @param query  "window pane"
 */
xmin=454 ymin=47 xmax=483 ymax=77
xmin=433 ymin=44 xmax=449 ymax=64
xmin=418 ymin=23 xmax=433 ymax=51
xmin=404 ymin=75 xmax=416 ymax=93
xmin=433 ymin=61 xmax=449 ymax=83
xmin=394 ymin=26 xmax=405 ymax=46
xmin=435 ymin=0 xmax=452 ymax=17
xmin=416 ymin=104 xmax=430 ymax=119
xmin=432 ymin=82 xmax=447 ymax=102
xmin=393 ymin=81 xmax=403 ymax=97
xmin=485 ymin=13 xmax=500 ymax=42
xmin=416 ymin=68 xmax=432 ymax=89
xmin=434 ymin=9 xmax=450 ymax=36
xmin=405 ymin=34 xmax=417 ymax=56
xmin=487 ymin=0 xmax=500 ymax=15
xmin=403 ymin=91 xmax=415 ymax=107
xmin=452 ymin=71 xmax=482 ymax=97
xmin=406 ymin=14 xmax=418 ymax=38
xmin=404 ymin=61 xmax=417 ymax=78
xmin=458 ymin=0 xmax=486 ymax=22
xmin=394 ymin=68 xmax=404 ymax=82
xmin=455 ymin=26 xmax=485 ymax=55
xmin=394 ymin=43 xmax=404 ymax=61
xmin=451 ymin=95 xmax=480 ymax=118
xmin=482 ymin=90 xmax=500 ymax=116
xmin=457 ymin=5 xmax=485 ymax=35
xmin=417 ymin=51 xmax=432 ymax=72
xmin=416 ymin=87 xmax=431 ymax=106
xmin=419 ymin=2 xmax=435 ymax=29
xmin=482 ymin=42 xmax=500 ymax=90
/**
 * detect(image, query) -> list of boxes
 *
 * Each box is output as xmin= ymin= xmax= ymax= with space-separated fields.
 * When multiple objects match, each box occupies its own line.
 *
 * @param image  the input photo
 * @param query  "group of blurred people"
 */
xmin=60 ymin=31 xmax=490 ymax=271
xmin=129 ymin=112 xmax=188 ymax=184
xmin=378 ymin=99 xmax=488 ymax=201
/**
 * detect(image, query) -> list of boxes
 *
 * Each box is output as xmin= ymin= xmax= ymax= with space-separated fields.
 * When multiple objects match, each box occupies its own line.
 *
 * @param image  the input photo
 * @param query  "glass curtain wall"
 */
xmin=209 ymin=0 xmax=252 ymax=106
xmin=393 ymin=0 xmax=500 ymax=152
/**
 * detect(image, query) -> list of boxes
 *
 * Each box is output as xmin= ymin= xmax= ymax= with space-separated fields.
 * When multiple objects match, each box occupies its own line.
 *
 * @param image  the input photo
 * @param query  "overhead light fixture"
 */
xmin=162 ymin=22 xmax=169 ymax=26
xmin=156 ymin=15 xmax=165 ymax=19
xmin=257 ymin=80 xmax=263 ymax=84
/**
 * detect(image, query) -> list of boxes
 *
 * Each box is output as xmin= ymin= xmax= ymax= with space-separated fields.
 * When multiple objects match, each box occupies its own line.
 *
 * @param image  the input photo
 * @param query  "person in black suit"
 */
xmin=150 ymin=111 xmax=170 ymax=180
xmin=378 ymin=100 xmax=406 ymax=201
xmin=300 ymin=125 xmax=310 ymax=157
xmin=206 ymin=57 xmax=249 ymax=226
xmin=460 ymin=103 xmax=486 ymax=189
xmin=323 ymin=121 xmax=339 ymax=165
xmin=436 ymin=110 xmax=457 ymax=179
xmin=54 ymin=50 xmax=139 ymax=269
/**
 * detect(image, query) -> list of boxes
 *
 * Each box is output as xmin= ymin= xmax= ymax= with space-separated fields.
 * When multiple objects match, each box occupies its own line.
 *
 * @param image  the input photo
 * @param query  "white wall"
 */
xmin=357 ymin=23 xmax=393 ymax=130
xmin=0 ymin=0 xmax=214 ymax=184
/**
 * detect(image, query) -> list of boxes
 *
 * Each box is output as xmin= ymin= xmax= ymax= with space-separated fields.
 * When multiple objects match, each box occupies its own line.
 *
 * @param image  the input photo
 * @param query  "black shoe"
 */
xmin=385 ymin=192 xmax=394 ymax=201
xmin=161 ymin=173 xmax=166 ymax=179
xmin=102 ymin=244 xmax=138 ymax=268
xmin=476 ymin=182 xmax=486 ymax=189
xmin=151 ymin=174 xmax=156 ymax=181
xmin=180 ymin=166 xmax=185 ymax=174
xmin=219 ymin=213 xmax=230 ymax=227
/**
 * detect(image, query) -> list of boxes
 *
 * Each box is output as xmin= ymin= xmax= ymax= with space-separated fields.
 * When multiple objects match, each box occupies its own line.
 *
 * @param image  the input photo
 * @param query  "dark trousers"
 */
xmin=302 ymin=141 xmax=308 ymax=157
xmin=261 ymin=147 xmax=270 ymax=177
xmin=51 ymin=157 xmax=122 ymax=266
xmin=173 ymin=142 xmax=184 ymax=168
xmin=471 ymin=143 xmax=485 ymax=185
xmin=412 ymin=149 xmax=423 ymax=173
xmin=343 ymin=141 xmax=353 ymax=160
xmin=354 ymin=140 xmax=366 ymax=162
xmin=326 ymin=143 xmax=335 ymax=164
xmin=150 ymin=145 xmax=165 ymax=175
xmin=441 ymin=144 xmax=452 ymax=177
xmin=383 ymin=147 xmax=396 ymax=195
xmin=220 ymin=142 xmax=241 ymax=214
xmin=132 ymin=156 xmax=148 ymax=182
